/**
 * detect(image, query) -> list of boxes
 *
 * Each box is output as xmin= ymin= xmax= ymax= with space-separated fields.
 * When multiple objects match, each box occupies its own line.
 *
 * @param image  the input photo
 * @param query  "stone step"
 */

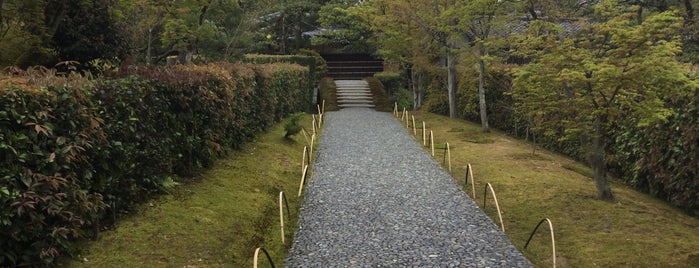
xmin=337 ymin=95 xmax=374 ymax=100
xmin=338 ymin=103 xmax=375 ymax=108
xmin=337 ymin=91 xmax=371 ymax=95
xmin=338 ymin=100 xmax=374 ymax=105
xmin=334 ymin=79 xmax=374 ymax=110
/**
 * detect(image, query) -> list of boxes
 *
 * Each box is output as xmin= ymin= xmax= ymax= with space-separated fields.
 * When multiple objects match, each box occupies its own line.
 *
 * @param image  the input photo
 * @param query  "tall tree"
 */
xmin=513 ymin=0 xmax=695 ymax=200
xmin=371 ymin=0 xmax=461 ymax=118
xmin=51 ymin=0 xmax=128 ymax=64
xmin=351 ymin=0 xmax=440 ymax=110
xmin=314 ymin=1 xmax=373 ymax=53
xmin=0 ymin=0 xmax=54 ymax=67
xmin=449 ymin=0 xmax=516 ymax=132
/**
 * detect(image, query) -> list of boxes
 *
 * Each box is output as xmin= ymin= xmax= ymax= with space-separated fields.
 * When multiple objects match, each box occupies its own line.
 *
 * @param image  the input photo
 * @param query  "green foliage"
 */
xmin=313 ymin=2 xmax=375 ymax=53
xmin=392 ymin=88 xmax=414 ymax=112
xmin=319 ymin=77 xmax=339 ymax=112
xmin=51 ymin=0 xmax=128 ymax=65
xmin=256 ymin=0 xmax=320 ymax=54
xmin=244 ymin=53 xmax=324 ymax=111
xmin=0 ymin=0 xmax=55 ymax=67
xmin=365 ymin=77 xmax=391 ymax=112
xmin=284 ymin=113 xmax=303 ymax=138
xmin=609 ymin=89 xmax=699 ymax=215
xmin=513 ymin=1 xmax=694 ymax=199
xmin=0 ymin=78 xmax=104 ymax=266
xmin=374 ymin=71 xmax=402 ymax=93
xmin=297 ymin=49 xmax=328 ymax=81
xmin=0 ymin=62 xmax=311 ymax=266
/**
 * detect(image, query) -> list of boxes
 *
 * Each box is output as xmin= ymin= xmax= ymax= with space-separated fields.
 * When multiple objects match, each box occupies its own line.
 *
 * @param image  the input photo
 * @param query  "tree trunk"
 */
xmin=477 ymin=43 xmax=490 ymax=132
xmin=45 ymin=0 xmax=68 ymax=38
xmin=685 ymin=0 xmax=694 ymax=24
xmin=590 ymin=117 xmax=614 ymax=200
xmin=413 ymin=70 xmax=424 ymax=110
xmin=447 ymin=49 xmax=457 ymax=118
xmin=146 ymin=28 xmax=153 ymax=65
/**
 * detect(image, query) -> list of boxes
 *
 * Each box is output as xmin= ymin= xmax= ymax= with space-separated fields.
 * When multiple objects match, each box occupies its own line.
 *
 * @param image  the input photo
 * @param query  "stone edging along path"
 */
xmin=286 ymin=108 xmax=532 ymax=267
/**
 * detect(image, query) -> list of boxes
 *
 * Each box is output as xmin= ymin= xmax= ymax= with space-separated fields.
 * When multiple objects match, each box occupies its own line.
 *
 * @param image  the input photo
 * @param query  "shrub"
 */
xmin=0 ymin=78 xmax=104 ymax=266
xmin=0 ymin=62 xmax=312 ymax=266
xmin=374 ymin=71 xmax=402 ymax=96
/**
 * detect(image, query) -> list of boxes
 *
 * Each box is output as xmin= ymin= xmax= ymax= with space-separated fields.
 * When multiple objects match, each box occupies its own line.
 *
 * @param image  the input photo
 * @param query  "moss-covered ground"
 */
xmin=408 ymin=111 xmax=699 ymax=267
xmin=62 ymin=114 xmax=316 ymax=267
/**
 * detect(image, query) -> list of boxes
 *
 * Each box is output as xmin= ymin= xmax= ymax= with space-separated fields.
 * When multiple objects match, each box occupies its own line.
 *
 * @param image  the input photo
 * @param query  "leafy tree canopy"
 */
xmin=513 ymin=0 xmax=696 ymax=199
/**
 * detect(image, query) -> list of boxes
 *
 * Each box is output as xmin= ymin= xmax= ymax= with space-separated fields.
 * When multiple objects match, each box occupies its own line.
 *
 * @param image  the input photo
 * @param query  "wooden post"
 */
xmin=422 ymin=122 xmax=426 ymax=146
xmin=412 ymin=115 xmax=417 ymax=136
xmin=430 ymin=130 xmax=435 ymax=156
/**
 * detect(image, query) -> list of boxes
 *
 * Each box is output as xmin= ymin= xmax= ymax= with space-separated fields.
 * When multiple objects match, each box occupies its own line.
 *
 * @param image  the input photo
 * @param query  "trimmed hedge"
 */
xmin=0 ymin=62 xmax=311 ymax=266
xmin=244 ymin=52 xmax=327 ymax=112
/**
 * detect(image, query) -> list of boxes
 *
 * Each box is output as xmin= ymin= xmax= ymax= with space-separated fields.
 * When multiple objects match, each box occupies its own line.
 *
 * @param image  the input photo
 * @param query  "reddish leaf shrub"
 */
xmin=0 ymin=62 xmax=311 ymax=266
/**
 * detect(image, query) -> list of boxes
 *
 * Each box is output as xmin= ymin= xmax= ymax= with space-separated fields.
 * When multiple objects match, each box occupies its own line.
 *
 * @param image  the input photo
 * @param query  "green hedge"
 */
xmin=244 ymin=52 xmax=327 ymax=111
xmin=0 ymin=62 xmax=311 ymax=266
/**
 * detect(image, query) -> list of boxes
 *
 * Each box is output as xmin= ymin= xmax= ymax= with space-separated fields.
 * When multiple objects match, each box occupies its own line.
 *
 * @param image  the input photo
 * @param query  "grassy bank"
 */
xmin=406 ymin=111 xmax=699 ymax=267
xmin=62 ymin=114 xmax=317 ymax=267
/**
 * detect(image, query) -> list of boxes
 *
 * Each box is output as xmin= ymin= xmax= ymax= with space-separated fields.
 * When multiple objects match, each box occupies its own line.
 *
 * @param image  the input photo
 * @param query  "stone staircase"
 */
xmin=335 ymin=80 xmax=374 ymax=109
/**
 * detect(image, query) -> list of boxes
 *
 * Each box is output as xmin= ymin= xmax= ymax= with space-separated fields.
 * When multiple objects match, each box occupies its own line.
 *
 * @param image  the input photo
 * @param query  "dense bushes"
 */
xmin=364 ymin=77 xmax=391 ymax=112
xmin=244 ymin=52 xmax=327 ymax=111
xmin=0 ymin=62 xmax=311 ymax=266
xmin=434 ymin=65 xmax=698 ymax=215
xmin=609 ymin=90 xmax=699 ymax=215
xmin=1 ymin=76 xmax=104 ymax=265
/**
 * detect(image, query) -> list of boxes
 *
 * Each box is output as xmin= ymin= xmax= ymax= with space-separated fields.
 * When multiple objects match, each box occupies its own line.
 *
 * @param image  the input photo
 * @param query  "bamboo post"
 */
xmin=394 ymin=102 xmax=398 ymax=117
xmin=412 ymin=115 xmax=416 ymax=136
xmin=525 ymin=218 xmax=557 ymax=268
xmin=442 ymin=142 xmax=451 ymax=173
xmin=405 ymin=111 xmax=410 ymax=128
xmin=319 ymin=113 xmax=323 ymax=127
xmin=297 ymin=165 xmax=309 ymax=197
xmin=279 ymin=192 xmax=291 ymax=243
xmin=430 ymin=130 xmax=435 ymax=156
xmin=422 ymin=122 xmax=426 ymax=146
xmin=309 ymin=134 xmax=315 ymax=163
xmin=302 ymin=146 xmax=307 ymax=168
xmin=483 ymin=183 xmax=505 ymax=232
xmin=311 ymin=115 xmax=317 ymax=136
xmin=465 ymin=163 xmax=476 ymax=198
xmin=253 ymin=248 xmax=276 ymax=268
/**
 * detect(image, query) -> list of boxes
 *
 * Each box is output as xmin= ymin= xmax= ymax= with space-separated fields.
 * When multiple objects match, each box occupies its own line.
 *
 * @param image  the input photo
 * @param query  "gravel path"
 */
xmin=286 ymin=108 xmax=532 ymax=267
